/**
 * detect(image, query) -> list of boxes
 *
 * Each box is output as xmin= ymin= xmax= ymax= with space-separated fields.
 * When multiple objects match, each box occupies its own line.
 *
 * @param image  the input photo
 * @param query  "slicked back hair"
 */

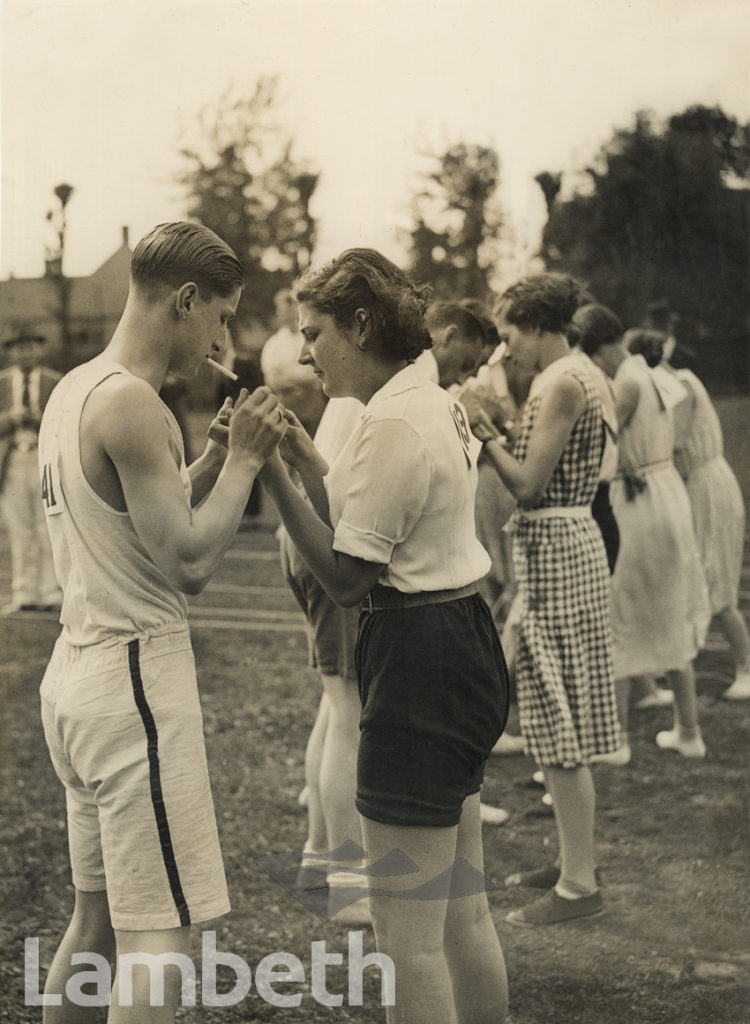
xmin=130 ymin=222 xmax=245 ymax=299
xmin=458 ymin=298 xmax=501 ymax=352
xmin=426 ymin=301 xmax=486 ymax=347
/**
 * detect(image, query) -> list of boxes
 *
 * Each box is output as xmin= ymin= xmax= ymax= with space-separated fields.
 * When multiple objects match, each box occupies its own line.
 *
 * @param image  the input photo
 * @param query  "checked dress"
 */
xmin=511 ymin=357 xmax=619 ymax=768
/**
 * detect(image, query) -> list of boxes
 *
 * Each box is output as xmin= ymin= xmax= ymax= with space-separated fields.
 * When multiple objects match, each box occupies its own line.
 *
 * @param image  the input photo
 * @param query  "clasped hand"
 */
xmin=459 ymin=391 xmax=502 ymax=444
xmin=205 ymin=386 xmax=289 ymax=463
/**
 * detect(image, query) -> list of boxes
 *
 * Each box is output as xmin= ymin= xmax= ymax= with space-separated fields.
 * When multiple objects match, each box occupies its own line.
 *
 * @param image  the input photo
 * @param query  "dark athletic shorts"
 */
xmin=280 ymin=528 xmax=359 ymax=682
xmin=355 ymin=592 xmax=510 ymax=828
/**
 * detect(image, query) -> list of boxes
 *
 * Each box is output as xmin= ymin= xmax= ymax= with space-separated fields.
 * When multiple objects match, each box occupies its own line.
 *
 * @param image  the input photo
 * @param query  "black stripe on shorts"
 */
xmin=127 ymin=638 xmax=190 ymax=927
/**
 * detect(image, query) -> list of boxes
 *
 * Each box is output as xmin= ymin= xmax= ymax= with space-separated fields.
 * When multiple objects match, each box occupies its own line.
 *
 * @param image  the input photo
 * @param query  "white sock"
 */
xmin=555 ymin=879 xmax=597 ymax=900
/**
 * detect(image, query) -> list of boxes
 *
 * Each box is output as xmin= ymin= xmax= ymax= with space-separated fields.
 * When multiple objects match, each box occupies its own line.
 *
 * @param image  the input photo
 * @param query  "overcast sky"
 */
xmin=1 ymin=0 xmax=747 ymax=281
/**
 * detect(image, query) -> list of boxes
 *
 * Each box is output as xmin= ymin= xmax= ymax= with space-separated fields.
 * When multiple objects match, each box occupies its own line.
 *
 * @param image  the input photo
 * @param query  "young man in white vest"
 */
xmin=37 ymin=222 xmax=287 ymax=1023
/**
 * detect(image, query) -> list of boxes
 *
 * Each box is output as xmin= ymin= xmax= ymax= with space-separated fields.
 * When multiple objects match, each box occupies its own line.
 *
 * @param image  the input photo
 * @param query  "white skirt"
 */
xmin=610 ymin=464 xmax=711 ymax=677
xmin=685 ymin=456 xmax=745 ymax=615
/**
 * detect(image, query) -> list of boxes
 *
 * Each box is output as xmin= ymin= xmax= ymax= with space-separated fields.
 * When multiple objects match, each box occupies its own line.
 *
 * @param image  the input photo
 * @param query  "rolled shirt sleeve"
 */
xmin=328 ymin=418 xmax=431 ymax=565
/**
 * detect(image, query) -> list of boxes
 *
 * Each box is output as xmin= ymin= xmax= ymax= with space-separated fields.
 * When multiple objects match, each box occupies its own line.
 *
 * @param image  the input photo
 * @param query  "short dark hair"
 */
xmin=130 ymin=222 xmax=245 ymax=298
xmin=425 ymin=301 xmax=486 ymax=347
xmin=458 ymin=298 xmax=501 ymax=351
xmin=568 ymin=304 xmax=623 ymax=356
xmin=625 ymin=328 xmax=666 ymax=368
xmin=496 ymin=273 xmax=586 ymax=335
xmin=292 ymin=248 xmax=432 ymax=361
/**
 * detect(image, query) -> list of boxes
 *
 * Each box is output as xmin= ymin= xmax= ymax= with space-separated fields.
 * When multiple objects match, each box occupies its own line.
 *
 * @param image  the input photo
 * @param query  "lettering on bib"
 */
xmin=450 ymin=403 xmax=472 ymax=468
xmin=41 ymin=460 xmax=64 ymax=516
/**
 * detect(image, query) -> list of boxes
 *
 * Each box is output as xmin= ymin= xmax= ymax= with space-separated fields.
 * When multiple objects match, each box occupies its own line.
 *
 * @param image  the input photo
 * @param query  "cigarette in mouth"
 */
xmin=205 ymin=357 xmax=238 ymax=381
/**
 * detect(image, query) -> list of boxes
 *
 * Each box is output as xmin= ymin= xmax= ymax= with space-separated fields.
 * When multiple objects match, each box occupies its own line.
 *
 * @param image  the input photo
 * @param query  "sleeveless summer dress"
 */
xmin=511 ymin=357 xmax=619 ymax=768
xmin=675 ymin=367 xmax=745 ymax=615
xmin=609 ymin=356 xmax=710 ymax=677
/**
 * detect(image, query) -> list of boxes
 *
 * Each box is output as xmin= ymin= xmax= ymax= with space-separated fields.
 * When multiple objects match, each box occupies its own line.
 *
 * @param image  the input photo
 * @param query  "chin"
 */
xmin=168 ymin=366 xmax=193 ymax=383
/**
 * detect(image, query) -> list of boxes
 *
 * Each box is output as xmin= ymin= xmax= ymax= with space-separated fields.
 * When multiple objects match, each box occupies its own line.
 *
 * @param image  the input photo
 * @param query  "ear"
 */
xmin=441 ymin=324 xmax=458 ymax=348
xmin=176 ymin=282 xmax=199 ymax=319
xmin=353 ymin=307 xmax=370 ymax=349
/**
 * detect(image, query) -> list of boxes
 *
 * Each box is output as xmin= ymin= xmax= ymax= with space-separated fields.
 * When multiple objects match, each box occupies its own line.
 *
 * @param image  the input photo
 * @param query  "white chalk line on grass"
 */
xmin=0 ymin=608 xmax=307 ymax=632
xmin=204 ymin=582 xmax=291 ymax=597
xmin=223 ymin=550 xmax=280 ymax=562
xmin=190 ymin=617 xmax=307 ymax=633
xmin=190 ymin=606 xmax=304 ymax=623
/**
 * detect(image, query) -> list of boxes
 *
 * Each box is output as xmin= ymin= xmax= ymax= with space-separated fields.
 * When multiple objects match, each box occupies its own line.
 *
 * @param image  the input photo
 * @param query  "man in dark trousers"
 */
xmin=0 ymin=326 xmax=61 ymax=613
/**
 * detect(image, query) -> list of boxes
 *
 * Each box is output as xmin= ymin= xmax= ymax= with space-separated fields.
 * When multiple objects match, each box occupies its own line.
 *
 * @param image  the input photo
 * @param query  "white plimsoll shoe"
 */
xmin=635 ymin=688 xmax=674 ymax=710
xmin=590 ymin=744 xmax=632 ymax=767
xmin=655 ymin=729 xmax=706 ymax=759
xmin=480 ymin=802 xmax=510 ymax=826
xmin=723 ymin=674 xmax=750 ymax=701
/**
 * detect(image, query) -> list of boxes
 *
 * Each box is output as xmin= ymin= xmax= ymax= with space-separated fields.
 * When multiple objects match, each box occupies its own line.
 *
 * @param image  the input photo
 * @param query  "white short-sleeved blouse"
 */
xmin=325 ymin=363 xmax=491 ymax=593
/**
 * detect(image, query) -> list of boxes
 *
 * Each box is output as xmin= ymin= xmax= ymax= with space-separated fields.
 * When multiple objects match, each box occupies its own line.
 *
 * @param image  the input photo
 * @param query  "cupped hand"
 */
xmin=471 ymin=407 xmax=503 ymax=444
xmin=458 ymin=390 xmax=488 ymax=428
xmin=229 ymin=385 xmax=288 ymax=462
xmin=472 ymin=419 xmax=498 ymax=443
xmin=206 ymin=396 xmax=236 ymax=449
xmin=277 ymin=408 xmax=316 ymax=467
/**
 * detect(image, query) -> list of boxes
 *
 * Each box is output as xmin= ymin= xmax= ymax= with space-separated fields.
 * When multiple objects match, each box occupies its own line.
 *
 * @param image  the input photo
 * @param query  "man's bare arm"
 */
xmin=91 ymin=379 xmax=285 ymax=593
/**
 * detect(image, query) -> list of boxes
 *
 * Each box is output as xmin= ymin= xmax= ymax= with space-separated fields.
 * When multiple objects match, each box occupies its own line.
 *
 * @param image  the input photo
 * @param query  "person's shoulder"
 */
xmin=379 ymin=374 xmax=446 ymax=419
xmin=615 ymin=359 xmax=639 ymax=387
xmin=87 ymin=374 xmax=164 ymax=439
xmin=93 ymin=371 xmax=154 ymax=401
xmin=675 ymin=367 xmax=702 ymax=391
xmin=413 ymin=349 xmax=439 ymax=385
xmin=361 ymin=394 xmax=426 ymax=443
xmin=623 ymin=353 xmax=647 ymax=376
xmin=614 ymin=372 xmax=640 ymax=414
xmin=547 ymin=366 xmax=587 ymax=406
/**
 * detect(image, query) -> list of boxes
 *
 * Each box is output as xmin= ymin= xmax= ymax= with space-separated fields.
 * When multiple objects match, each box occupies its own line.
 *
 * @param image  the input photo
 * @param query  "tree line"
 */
xmin=51 ymin=80 xmax=750 ymax=391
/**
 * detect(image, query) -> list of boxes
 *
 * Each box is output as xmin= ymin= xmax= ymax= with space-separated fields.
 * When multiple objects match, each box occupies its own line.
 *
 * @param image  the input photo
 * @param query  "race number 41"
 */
xmin=40 ymin=461 xmax=64 ymax=516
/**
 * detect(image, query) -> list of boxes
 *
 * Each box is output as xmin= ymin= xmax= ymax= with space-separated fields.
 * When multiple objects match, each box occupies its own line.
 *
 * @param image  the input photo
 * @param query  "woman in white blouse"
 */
xmin=258 ymin=248 xmax=510 ymax=1024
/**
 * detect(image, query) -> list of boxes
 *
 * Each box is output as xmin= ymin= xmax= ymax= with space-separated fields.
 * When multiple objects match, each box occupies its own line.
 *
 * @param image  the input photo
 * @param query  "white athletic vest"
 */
xmin=38 ymin=358 xmax=190 ymax=645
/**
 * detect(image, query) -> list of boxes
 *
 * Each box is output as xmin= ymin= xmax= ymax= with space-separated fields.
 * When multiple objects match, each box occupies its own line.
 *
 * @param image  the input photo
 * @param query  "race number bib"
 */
xmin=450 ymin=402 xmax=472 ymax=468
xmin=40 ymin=460 xmax=64 ymax=516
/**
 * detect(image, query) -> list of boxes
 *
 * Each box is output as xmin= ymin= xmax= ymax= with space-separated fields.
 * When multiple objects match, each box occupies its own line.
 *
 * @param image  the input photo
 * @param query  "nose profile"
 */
xmin=298 ymin=339 xmax=312 ymax=366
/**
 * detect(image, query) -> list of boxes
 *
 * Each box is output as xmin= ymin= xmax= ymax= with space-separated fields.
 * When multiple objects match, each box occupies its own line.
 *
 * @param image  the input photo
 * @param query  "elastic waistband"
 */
xmin=60 ymin=620 xmax=189 ymax=651
xmin=362 ymin=581 xmax=479 ymax=613
xmin=515 ymin=505 xmax=592 ymax=522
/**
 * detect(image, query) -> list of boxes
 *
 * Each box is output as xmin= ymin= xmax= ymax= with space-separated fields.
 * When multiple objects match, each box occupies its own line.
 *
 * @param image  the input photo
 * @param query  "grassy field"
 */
xmin=0 ymin=397 xmax=748 ymax=1023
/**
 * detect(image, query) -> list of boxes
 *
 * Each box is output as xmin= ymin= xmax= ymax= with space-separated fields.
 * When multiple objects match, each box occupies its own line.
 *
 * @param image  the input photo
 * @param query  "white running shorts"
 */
xmin=40 ymin=624 xmax=230 ymax=931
